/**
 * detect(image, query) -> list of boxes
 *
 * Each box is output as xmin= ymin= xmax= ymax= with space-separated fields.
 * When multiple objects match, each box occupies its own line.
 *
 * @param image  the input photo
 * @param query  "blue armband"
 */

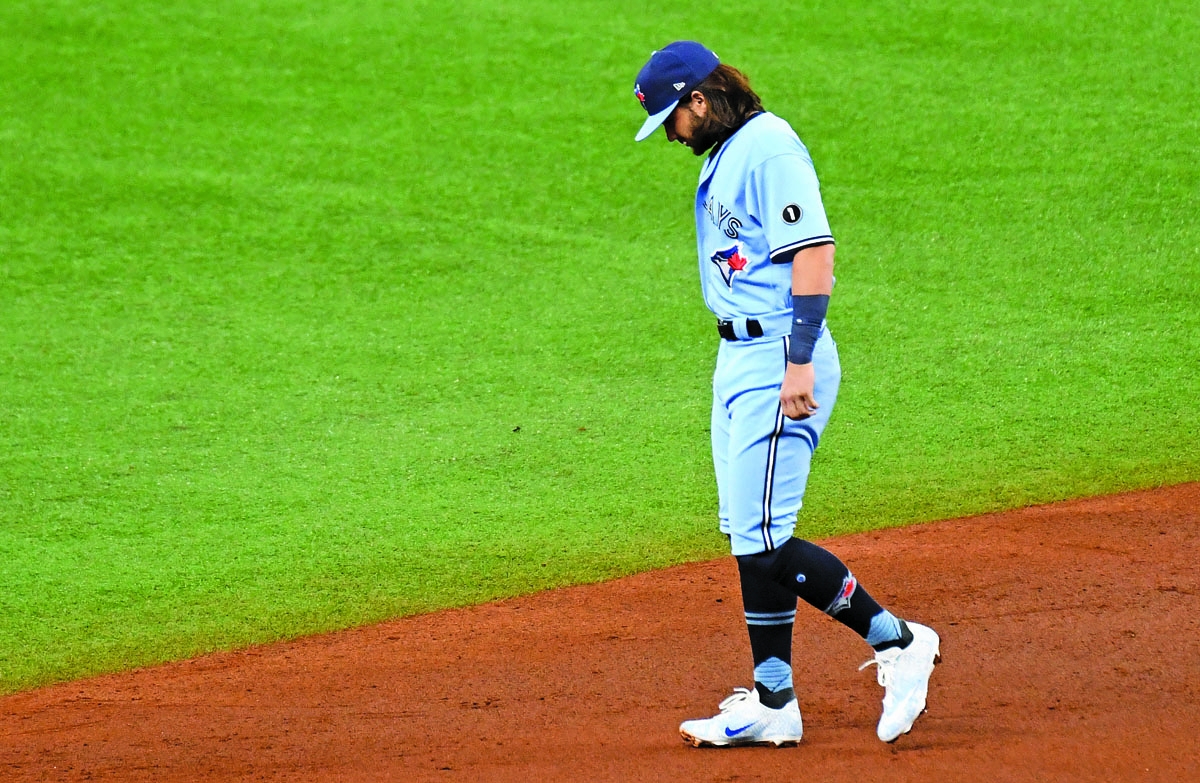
xmin=787 ymin=294 xmax=829 ymax=365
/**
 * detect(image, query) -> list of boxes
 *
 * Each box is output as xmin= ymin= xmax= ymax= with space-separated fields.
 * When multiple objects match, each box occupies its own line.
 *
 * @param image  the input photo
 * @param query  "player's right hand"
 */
xmin=781 ymin=362 xmax=818 ymax=420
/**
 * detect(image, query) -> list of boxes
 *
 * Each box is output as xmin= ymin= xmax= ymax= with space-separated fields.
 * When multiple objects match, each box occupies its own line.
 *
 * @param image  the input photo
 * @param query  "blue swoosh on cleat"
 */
xmin=724 ymin=722 xmax=756 ymax=737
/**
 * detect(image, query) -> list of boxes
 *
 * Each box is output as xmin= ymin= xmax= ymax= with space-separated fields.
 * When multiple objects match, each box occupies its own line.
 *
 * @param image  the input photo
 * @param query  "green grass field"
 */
xmin=2 ymin=0 xmax=1198 ymax=693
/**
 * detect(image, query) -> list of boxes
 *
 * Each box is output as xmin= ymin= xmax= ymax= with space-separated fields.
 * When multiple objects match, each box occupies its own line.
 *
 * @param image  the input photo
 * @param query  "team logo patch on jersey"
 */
xmin=710 ymin=244 xmax=749 ymax=287
xmin=782 ymin=204 xmax=803 ymax=224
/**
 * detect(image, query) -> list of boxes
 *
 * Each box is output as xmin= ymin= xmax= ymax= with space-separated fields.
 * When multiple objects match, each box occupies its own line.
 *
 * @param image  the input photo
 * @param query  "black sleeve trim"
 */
xmin=769 ymin=237 xmax=836 ymax=264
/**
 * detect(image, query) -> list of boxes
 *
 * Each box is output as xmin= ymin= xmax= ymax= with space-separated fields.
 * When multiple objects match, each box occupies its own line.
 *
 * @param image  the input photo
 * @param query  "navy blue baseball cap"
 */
xmin=633 ymin=41 xmax=720 ymax=141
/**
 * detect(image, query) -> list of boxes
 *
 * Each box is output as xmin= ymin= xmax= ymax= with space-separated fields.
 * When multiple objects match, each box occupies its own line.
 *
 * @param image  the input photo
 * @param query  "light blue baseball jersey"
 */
xmin=698 ymin=112 xmax=840 ymax=557
xmin=695 ymin=112 xmax=834 ymax=325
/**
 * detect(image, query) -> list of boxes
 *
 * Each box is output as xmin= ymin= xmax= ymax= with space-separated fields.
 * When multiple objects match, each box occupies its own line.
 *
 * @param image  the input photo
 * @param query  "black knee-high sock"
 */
xmin=736 ymin=558 xmax=797 ymax=709
xmin=739 ymin=538 xmax=900 ymax=644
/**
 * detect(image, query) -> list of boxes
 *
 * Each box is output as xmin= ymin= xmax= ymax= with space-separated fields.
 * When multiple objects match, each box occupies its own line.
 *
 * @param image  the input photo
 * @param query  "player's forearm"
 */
xmin=787 ymin=244 xmax=834 ymax=366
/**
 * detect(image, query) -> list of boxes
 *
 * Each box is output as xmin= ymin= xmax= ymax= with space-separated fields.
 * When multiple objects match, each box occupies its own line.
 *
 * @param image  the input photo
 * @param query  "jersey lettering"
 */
xmin=703 ymin=196 xmax=743 ymax=239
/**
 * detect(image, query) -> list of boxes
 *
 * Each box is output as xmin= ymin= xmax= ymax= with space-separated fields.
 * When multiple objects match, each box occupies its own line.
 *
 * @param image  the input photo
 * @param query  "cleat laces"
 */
xmin=716 ymin=687 xmax=757 ymax=712
xmin=858 ymin=652 xmax=897 ymax=688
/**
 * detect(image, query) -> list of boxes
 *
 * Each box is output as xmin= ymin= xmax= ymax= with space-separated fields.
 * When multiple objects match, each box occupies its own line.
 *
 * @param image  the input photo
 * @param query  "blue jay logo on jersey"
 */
xmin=710 ymin=244 xmax=749 ymax=287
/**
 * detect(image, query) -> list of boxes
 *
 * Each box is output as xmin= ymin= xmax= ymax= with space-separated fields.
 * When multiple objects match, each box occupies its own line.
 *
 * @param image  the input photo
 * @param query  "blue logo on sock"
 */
xmin=725 ymin=722 xmax=757 ymax=737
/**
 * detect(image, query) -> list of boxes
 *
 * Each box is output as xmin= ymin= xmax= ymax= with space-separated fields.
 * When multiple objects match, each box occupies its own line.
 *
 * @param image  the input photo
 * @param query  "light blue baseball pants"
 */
xmin=711 ymin=328 xmax=841 ymax=556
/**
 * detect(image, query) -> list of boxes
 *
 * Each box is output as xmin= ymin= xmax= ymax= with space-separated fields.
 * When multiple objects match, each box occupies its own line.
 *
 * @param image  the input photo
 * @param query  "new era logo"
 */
xmin=673 ymin=81 xmax=686 ymax=90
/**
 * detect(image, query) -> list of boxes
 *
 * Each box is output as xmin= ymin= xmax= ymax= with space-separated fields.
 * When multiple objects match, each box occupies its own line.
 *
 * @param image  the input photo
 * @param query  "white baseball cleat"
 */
xmin=860 ymin=621 xmax=941 ymax=742
xmin=679 ymin=687 xmax=803 ymax=747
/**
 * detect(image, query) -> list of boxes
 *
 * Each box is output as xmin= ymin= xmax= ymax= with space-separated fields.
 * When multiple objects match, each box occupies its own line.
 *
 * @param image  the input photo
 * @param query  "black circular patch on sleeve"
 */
xmin=781 ymin=204 xmax=803 ymax=224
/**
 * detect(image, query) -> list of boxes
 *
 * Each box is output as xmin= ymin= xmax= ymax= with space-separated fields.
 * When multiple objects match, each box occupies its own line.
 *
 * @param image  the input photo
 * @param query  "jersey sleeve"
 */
xmin=747 ymin=152 xmax=835 ymax=264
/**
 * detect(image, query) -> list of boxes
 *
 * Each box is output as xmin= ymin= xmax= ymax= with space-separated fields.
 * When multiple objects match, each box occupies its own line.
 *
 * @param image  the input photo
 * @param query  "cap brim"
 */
xmin=634 ymin=98 xmax=680 ymax=142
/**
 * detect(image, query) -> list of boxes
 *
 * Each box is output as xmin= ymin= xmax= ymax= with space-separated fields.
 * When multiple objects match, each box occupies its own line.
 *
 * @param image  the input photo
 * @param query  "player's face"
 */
xmin=664 ymin=94 xmax=707 ymax=153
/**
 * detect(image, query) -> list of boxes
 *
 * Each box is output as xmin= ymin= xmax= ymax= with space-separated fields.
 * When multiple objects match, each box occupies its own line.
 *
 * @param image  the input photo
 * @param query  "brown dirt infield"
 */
xmin=2 ymin=483 xmax=1198 ymax=782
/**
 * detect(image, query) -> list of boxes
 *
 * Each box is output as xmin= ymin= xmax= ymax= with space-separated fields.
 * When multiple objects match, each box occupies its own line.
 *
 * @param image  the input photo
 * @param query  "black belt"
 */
xmin=717 ymin=318 xmax=764 ymax=341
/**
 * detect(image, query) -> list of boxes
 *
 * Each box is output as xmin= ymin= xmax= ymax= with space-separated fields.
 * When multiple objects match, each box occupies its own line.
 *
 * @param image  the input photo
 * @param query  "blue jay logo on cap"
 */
xmin=634 ymin=85 xmax=647 ymax=108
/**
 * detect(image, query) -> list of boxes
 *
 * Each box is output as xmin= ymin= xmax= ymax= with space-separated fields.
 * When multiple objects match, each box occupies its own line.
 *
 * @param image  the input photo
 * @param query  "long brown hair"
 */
xmin=690 ymin=64 xmax=764 ymax=153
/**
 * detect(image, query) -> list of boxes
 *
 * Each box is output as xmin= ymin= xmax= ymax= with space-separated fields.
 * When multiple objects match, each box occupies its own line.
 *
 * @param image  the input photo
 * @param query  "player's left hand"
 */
xmin=781 ymin=362 xmax=818 ymax=420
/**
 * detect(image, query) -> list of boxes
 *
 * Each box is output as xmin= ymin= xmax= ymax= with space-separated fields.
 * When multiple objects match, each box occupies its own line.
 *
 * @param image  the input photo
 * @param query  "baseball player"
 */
xmin=631 ymin=41 xmax=941 ymax=746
